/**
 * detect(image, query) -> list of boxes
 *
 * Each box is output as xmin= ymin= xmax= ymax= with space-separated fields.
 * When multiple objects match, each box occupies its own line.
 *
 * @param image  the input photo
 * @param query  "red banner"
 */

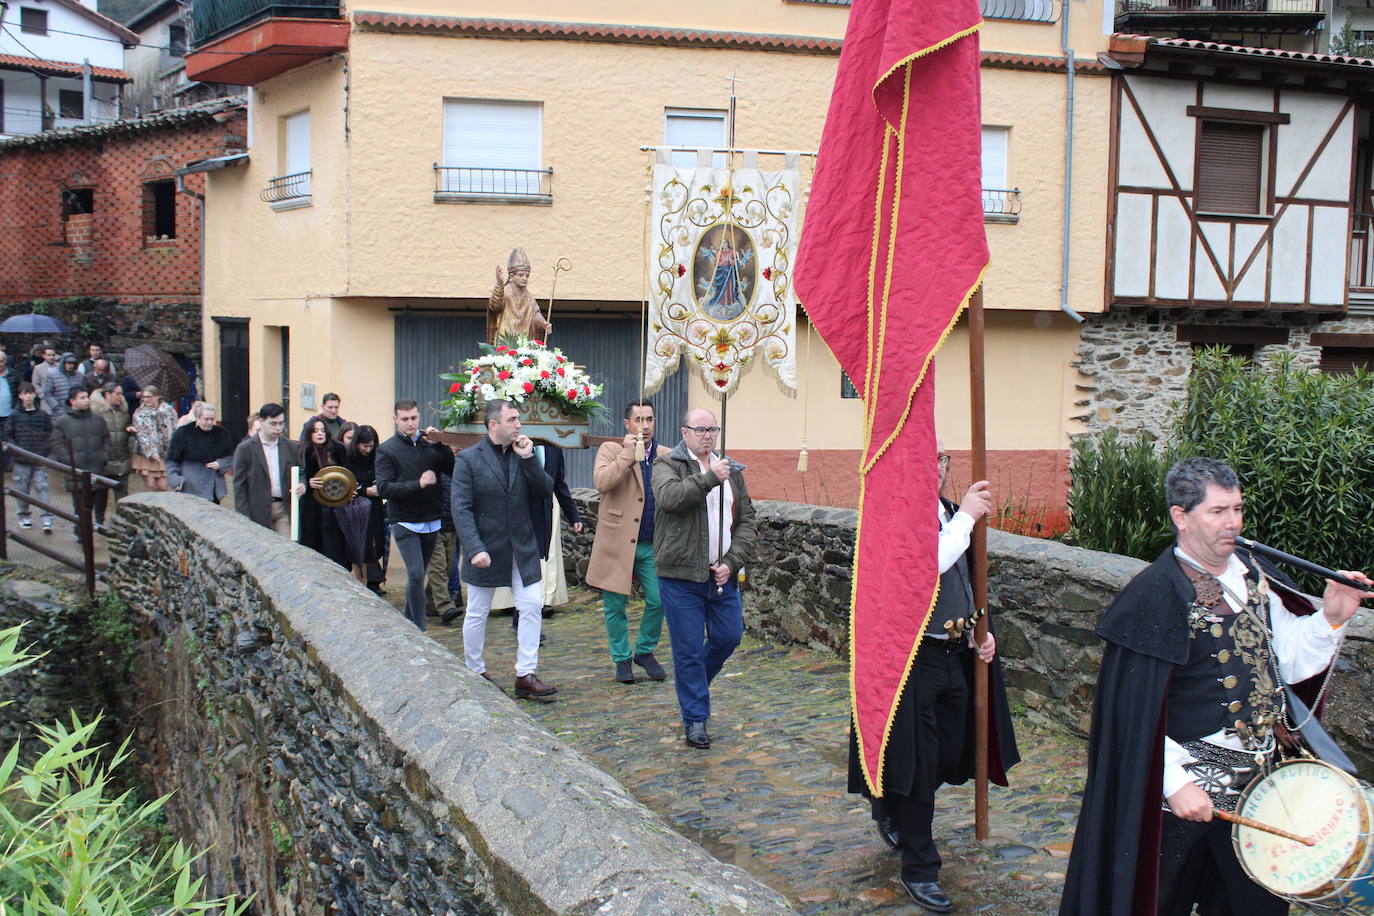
xmin=794 ymin=0 xmax=988 ymax=795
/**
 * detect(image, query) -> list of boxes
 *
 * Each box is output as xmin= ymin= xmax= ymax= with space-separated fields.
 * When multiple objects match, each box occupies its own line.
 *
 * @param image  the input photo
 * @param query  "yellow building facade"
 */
xmin=193 ymin=0 xmax=1113 ymax=513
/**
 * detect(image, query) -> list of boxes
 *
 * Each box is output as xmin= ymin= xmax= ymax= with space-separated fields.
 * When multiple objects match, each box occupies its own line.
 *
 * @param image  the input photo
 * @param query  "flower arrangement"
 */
xmin=439 ymin=337 xmax=605 ymax=426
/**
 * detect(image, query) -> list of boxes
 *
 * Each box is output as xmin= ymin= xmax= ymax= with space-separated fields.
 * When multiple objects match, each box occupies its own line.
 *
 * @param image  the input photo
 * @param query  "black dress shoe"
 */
xmin=684 ymin=721 xmax=710 ymax=749
xmin=900 ymin=879 xmax=952 ymax=914
xmin=877 ymin=816 xmax=900 ymax=850
xmin=441 ymin=607 xmax=462 ymax=625
xmin=615 ymin=660 xmax=636 ymax=684
xmin=633 ymin=652 xmax=667 ymax=681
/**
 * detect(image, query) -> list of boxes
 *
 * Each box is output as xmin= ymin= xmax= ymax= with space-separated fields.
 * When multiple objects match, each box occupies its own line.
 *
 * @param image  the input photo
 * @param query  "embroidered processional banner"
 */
xmin=644 ymin=152 xmax=799 ymax=398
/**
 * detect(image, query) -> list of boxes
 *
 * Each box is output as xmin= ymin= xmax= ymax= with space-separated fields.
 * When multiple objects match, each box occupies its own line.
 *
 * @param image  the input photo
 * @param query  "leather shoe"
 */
xmin=877 ymin=816 xmax=900 ymax=850
xmin=513 ymin=673 xmax=557 ymax=699
xmin=441 ymin=607 xmax=461 ymax=625
xmin=615 ymin=660 xmax=636 ymax=684
xmin=900 ymin=879 xmax=952 ymax=914
xmin=633 ymin=652 xmax=667 ymax=681
xmin=684 ymin=721 xmax=710 ymax=749
xmin=479 ymin=671 xmax=500 ymax=688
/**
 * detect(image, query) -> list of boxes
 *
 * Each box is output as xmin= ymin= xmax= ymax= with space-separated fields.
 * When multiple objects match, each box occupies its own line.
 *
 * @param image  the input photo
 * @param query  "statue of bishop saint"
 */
xmin=489 ymin=248 xmax=552 ymax=344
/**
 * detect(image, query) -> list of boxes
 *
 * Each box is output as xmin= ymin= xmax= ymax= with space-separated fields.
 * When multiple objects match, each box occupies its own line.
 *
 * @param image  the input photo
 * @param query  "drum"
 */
xmin=1233 ymin=758 xmax=1374 ymax=910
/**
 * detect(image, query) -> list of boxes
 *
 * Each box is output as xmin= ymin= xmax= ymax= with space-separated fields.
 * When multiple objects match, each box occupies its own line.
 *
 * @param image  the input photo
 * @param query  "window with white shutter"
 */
xmin=283 ymin=110 xmax=311 ymax=196
xmin=981 ymin=126 xmax=1019 ymax=222
xmin=665 ymin=108 xmax=727 ymax=168
xmin=440 ymin=99 xmax=545 ymax=198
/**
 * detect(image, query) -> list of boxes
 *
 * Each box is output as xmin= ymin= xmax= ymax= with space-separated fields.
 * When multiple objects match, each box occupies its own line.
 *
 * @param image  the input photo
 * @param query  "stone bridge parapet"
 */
xmin=106 ymin=493 xmax=795 ymax=916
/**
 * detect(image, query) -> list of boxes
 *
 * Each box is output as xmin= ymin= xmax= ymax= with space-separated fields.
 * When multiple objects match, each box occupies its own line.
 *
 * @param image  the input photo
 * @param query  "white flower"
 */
xmin=480 ymin=384 xmax=495 ymax=400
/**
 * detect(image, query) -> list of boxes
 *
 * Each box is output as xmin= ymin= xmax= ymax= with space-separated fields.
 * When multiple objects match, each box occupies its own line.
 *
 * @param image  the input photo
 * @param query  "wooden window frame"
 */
xmin=1194 ymin=119 xmax=1271 ymax=218
xmin=19 ymin=7 xmax=48 ymax=35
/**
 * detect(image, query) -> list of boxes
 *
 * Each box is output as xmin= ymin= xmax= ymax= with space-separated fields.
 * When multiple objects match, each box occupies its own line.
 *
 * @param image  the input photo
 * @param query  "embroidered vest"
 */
xmin=1166 ymin=558 xmax=1282 ymax=750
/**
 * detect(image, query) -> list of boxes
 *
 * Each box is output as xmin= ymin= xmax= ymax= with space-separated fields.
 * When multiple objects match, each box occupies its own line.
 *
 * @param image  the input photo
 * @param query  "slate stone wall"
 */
xmin=106 ymin=493 xmax=795 ymax=916
xmin=564 ymin=490 xmax=1374 ymax=772
xmin=1074 ymin=307 xmax=1374 ymax=440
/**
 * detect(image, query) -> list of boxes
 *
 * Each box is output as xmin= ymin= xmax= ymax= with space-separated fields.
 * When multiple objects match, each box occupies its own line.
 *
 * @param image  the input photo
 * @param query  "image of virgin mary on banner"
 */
xmin=644 ymin=150 xmax=799 ymax=398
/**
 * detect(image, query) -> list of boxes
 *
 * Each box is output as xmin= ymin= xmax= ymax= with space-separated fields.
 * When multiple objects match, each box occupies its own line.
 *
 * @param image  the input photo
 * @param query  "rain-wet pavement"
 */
xmin=389 ymin=581 xmax=1088 ymax=915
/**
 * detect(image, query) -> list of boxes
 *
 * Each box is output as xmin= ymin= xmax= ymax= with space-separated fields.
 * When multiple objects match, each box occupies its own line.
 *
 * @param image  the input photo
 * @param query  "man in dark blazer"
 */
xmin=232 ymin=403 xmax=303 ymax=536
xmin=505 ymin=443 xmax=584 ymax=630
xmin=451 ymin=399 xmax=556 ymax=699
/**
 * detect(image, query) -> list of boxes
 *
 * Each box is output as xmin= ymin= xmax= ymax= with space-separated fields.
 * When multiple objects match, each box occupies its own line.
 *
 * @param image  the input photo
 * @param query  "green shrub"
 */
xmin=1069 ymin=349 xmax=1374 ymax=592
xmin=1176 ymin=348 xmax=1374 ymax=591
xmin=0 ymin=625 xmax=247 ymax=914
xmin=1066 ymin=428 xmax=1176 ymax=559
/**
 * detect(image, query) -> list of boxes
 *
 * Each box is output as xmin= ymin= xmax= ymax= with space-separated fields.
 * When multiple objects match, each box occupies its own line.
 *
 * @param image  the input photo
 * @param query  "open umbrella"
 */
xmin=0 ymin=314 xmax=68 ymax=334
xmin=123 ymin=344 xmax=190 ymax=401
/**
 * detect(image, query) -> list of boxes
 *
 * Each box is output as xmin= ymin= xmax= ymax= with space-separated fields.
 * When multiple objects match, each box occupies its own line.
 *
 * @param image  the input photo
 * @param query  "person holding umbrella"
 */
xmin=131 ymin=386 xmax=177 ymax=492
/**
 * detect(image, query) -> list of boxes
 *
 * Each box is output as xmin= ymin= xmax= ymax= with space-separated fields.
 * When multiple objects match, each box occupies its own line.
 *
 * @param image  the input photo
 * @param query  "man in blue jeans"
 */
xmin=651 ymin=407 xmax=757 ymax=749
xmin=375 ymin=398 xmax=453 ymax=631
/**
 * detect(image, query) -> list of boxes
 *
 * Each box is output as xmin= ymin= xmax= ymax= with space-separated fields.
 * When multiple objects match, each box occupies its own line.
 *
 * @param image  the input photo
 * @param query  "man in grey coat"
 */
xmin=451 ymin=399 xmax=557 ymax=699
xmin=50 ymin=388 xmax=110 ymax=529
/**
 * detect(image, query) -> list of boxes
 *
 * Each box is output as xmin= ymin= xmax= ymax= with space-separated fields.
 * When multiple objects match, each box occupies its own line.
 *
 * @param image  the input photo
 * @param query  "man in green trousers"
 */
xmin=586 ymin=400 xmax=670 ymax=684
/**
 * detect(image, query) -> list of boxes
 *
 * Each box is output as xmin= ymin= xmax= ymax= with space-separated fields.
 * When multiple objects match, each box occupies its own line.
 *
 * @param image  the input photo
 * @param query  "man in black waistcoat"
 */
xmin=1059 ymin=456 xmax=1372 ymax=916
xmin=848 ymin=435 xmax=1020 ymax=914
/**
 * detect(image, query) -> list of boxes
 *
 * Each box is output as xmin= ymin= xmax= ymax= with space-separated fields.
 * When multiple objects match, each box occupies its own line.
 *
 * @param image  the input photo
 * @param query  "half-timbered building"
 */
xmin=1075 ymin=33 xmax=1374 ymax=438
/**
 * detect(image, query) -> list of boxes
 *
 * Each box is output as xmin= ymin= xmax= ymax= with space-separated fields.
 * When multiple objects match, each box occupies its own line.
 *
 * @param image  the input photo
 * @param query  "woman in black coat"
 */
xmin=328 ymin=424 xmax=386 ymax=588
xmin=301 ymin=418 xmax=347 ymax=559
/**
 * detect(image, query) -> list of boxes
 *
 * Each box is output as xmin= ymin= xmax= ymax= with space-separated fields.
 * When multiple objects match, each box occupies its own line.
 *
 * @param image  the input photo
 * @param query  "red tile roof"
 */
xmin=0 ymin=54 xmax=131 ymax=82
xmin=351 ymin=11 xmax=844 ymax=54
xmin=1111 ymin=33 xmax=1374 ymax=71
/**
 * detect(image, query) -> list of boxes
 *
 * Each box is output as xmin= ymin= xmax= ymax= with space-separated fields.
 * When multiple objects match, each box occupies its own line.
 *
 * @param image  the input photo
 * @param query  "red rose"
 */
xmin=522 ymin=382 xmax=534 ymax=393
xmin=582 ymin=385 xmax=590 ymax=395
xmin=540 ymin=370 xmax=550 ymax=379
xmin=556 ymin=367 xmax=565 ymax=377
xmin=532 ymin=340 xmax=544 ymax=347
xmin=521 ymin=358 xmax=533 ymax=366
xmin=677 ymin=264 xmax=686 ymax=277
xmin=762 ymin=267 xmax=772 ymax=280
xmin=556 ymin=355 xmax=566 ymax=363
xmin=448 ymin=382 xmax=462 ymax=393
xmin=567 ymin=388 xmax=578 ymax=399
xmin=497 ymin=370 xmax=511 ymax=380
xmin=496 ymin=345 xmax=508 ymax=353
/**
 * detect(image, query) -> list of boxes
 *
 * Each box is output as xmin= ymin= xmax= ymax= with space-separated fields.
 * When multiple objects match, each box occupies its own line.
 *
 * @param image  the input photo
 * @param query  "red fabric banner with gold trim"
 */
xmin=794 ymin=0 xmax=989 ymax=795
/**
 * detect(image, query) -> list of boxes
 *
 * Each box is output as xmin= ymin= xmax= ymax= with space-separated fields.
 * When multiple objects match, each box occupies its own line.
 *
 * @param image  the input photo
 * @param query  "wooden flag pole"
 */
xmin=969 ymin=285 xmax=990 ymax=840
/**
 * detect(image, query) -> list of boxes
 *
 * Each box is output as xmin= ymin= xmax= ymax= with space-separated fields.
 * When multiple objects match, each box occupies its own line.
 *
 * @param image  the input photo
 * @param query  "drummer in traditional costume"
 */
xmin=1059 ymin=456 xmax=1372 ymax=916
xmin=489 ymin=248 xmax=551 ymax=344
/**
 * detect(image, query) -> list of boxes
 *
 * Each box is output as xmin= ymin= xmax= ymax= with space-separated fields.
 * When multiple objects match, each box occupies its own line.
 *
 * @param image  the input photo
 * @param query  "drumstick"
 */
xmin=1213 ymin=808 xmax=1316 ymax=846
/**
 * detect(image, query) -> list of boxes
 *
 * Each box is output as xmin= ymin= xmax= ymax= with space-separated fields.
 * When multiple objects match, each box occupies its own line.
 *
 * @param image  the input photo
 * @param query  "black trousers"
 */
xmin=71 ymin=488 xmax=109 ymax=526
xmin=1158 ymin=814 xmax=1288 ymax=916
xmin=884 ymin=641 xmax=969 ymax=883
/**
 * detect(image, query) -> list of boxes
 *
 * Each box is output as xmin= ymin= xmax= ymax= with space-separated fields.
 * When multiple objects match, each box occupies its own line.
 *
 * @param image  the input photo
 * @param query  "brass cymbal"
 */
xmin=312 ymin=465 xmax=358 ymax=507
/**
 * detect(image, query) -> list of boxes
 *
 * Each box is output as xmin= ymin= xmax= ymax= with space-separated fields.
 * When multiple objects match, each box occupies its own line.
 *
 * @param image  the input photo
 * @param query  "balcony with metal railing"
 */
xmin=185 ymin=0 xmax=348 ymax=86
xmin=983 ymin=188 xmax=1022 ymax=224
xmin=261 ymin=170 xmax=313 ymax=209
xmin=432 ymin=165 xmax=554 ymax=205
xmin=1115 ymin=0 xmax=1324 ymax=34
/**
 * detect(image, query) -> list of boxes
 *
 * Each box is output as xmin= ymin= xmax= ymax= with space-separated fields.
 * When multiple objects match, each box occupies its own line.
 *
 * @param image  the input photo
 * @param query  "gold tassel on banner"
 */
xmin=797 ymin=447 xmax=809 ymax=473
xmin=635 ymin=430 xmax=646 ymax=462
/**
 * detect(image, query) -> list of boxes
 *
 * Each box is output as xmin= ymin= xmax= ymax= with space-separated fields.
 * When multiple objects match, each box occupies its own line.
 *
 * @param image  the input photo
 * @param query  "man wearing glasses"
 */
xmin=651 ymin=407 xmax=757 ymax=749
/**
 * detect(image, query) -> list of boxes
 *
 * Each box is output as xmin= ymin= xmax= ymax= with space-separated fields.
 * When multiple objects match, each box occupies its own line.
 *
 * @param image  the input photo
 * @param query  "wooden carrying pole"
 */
xmin=969 ymin=286 xmax=990 ymax=840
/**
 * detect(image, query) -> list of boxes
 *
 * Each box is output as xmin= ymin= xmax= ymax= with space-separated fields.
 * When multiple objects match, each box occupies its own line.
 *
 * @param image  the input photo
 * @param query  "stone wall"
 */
xmin=564 ymin=489 xmax=1374 ymax=772
xmin=1074 ymin=307 xmax=1374 ymax=440
xmin=106 ymin=493 xmax=794 ymax=916
xmin=0 ymin=568 xmax=126 ymax=759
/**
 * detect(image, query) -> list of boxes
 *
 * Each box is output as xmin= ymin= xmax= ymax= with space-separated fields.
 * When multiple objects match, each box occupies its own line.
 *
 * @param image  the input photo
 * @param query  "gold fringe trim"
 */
xmin=870 ymin=20 xmax=984 ymax=119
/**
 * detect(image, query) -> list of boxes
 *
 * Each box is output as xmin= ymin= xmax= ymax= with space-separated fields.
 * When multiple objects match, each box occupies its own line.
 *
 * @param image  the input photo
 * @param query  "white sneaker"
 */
xmin=42 ymin=522 xmax=52 ymax=534
xmin=18 ymin=518 xmax=30 ymax=529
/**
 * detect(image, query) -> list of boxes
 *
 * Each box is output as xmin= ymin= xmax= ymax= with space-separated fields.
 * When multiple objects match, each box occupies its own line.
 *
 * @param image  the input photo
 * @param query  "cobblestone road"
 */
xmin=390 ymin=584 xmax=1086 ymax=914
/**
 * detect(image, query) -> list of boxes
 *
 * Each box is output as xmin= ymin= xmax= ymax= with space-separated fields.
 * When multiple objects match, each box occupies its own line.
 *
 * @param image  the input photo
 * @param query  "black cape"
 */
xmin=847 ymin=520 xmax=1020 ymax=798
xmin=1058 ymin=546 xmax=1319 ymax=916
